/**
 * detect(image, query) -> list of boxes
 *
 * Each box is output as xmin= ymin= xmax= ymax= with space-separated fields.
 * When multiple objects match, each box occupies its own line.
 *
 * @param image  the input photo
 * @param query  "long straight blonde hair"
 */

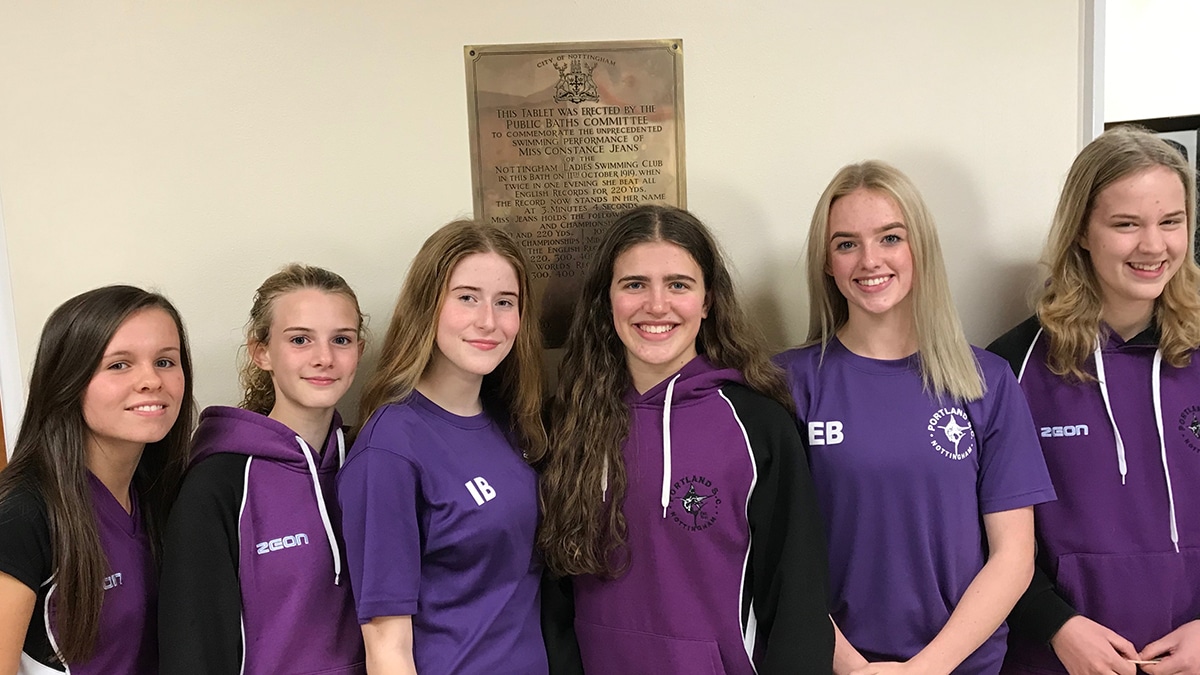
xmin=805 ymin=160 xmax=984 ymax=401
xmin=1037 ymin=125 xmax=1200 ymax=379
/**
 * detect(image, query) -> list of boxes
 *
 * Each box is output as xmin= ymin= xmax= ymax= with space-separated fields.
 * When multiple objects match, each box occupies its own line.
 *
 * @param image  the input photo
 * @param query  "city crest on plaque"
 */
xmin=553 ymin=58 xmax=599 ymax=104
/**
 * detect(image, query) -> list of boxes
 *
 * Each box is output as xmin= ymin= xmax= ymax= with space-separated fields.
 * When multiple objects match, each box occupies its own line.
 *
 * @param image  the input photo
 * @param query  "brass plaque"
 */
xmin=465 ymin=39 xmax=686 ymax=345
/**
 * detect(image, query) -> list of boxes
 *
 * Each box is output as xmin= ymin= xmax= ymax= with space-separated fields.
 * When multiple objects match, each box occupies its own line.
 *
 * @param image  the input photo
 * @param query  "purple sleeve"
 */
xmin=975 ymin=359 xmax=1058 ymax=514
xmin=337 ymin=445 xmax=423 ymax=623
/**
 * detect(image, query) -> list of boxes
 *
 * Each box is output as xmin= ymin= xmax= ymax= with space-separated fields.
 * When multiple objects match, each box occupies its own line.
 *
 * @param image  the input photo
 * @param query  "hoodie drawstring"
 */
xmin=1151 ymin=351 xmax=1181 ymax=553
xmin=1093 ymin=344 xmax=1128 ymax=485
xmin=601 ymin=456 xmax=609 ymax=502
xmin=297 ymin=433 xmax=344 ymax=585
xmin=661 ymin=374 xmax=681 ymax=518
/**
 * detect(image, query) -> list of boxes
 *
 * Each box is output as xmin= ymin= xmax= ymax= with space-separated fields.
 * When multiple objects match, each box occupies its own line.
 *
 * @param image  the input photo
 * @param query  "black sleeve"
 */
xmin=0 ymin=486 xmax=52 ymax=592
xmin=726 ymin=386 xmax=834 ymax=675
xmin=158 ymin=454 xmax=248 ymax=675
xmin=541 ymin=570 xmax=584 ymax=675
xmin=985 ymin=315 xmax=1042 ymax=377
xmin=1008 ymin=565 xmax=1078 ymax=643
xmin=986 ymin=317 xmax=1080 ymax=643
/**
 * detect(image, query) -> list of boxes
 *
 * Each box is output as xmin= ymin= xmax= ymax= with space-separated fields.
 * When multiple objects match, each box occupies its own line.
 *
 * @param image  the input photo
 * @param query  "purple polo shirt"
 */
xmin=338 ymin=391 xmax=547 ymax=675
xmin=778 ymin=339 xmax=1055 ymax=675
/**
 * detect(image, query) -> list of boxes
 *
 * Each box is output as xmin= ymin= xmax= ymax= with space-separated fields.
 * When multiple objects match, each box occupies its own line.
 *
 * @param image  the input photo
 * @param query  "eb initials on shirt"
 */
xmin=465 ymin=476 xmax=497 ymax=506
xmin=808 ymin=420 xmax=844 ymax=446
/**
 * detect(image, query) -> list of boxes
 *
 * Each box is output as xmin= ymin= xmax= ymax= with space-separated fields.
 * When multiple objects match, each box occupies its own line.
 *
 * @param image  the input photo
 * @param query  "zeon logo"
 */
xmin=927 ymin=407 xmax=975 ymax=461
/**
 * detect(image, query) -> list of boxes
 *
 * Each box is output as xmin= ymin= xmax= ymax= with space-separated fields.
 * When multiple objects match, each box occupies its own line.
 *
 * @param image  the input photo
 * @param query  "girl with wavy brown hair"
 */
xmin=539 ymin=204 xmax=833 ymax=675
xmin=339 ymin=220 xmax=548 ymax=674
xmin=988 ymin=126 xmax=1200 ymax=675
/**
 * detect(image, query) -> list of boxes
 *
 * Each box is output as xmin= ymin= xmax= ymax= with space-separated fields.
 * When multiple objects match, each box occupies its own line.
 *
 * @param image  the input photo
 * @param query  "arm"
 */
xmin=362 ymin=616 xmax=417 ymax=675
xmin=541 ymin=571 xmax=584 ymax=675
xmin=733 ymin=389 xmax=834 ymax=675
xmin=0 ymin=573 xmax=34 ymax=675
xmin=158 ymin=456 xmax=246 ymax=675
xmin=1007 ymin=564 xmax=1078 ymax=642
xmin=854 ymin=507 xmax=1035 ymax=675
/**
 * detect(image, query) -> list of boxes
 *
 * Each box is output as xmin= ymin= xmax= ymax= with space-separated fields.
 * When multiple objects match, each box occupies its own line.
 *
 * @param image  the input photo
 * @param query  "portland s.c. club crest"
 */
xmin=553 ymin=58 xmax=600 ymax=104
xmin=1177 ymin=404 xmax=1200 ymax=453
xmin=667 ymin=475 xmax=720 ymax=532
xmin=928 ymin=407 xmax=976 ymax=461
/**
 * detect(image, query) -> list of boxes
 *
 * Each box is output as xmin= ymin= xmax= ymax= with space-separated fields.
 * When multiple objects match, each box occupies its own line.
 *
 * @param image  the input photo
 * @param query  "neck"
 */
xmin=268 ymin=404 xmax=336 ymax=454
xmin=417 ymin=359 xmax=484 ymax=417
xmin=86 ymin=440 xmax=144 ymax=514
xmin=838 ymin=309 xmax=919 ymax=360
xmin=1101 ymin=299 xmax=1155 ymax=342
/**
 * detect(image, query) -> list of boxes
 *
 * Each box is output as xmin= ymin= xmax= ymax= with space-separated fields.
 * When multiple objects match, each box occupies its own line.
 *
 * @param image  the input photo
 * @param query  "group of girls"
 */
xmin=0 ymin=124 xmax=1196 ymax=675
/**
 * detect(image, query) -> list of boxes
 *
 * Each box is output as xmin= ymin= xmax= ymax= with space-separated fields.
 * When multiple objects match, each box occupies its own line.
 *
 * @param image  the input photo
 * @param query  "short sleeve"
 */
xmin=337 ymin=445 xmax=423 ymax=623
xmin=0 ymin=487 xmax=53 ymax=592
xmin=974 ymin=359 xmax=1057 ymax=514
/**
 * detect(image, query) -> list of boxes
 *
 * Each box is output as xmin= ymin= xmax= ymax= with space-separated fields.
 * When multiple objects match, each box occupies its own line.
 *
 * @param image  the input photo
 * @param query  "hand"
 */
xmin=850 ymin=661 xmax=913 ymax=675
xmin=1050 ymin=615 xmax=1138 ymax=675
xmin=1140 ymin=621 xmax=1200 ymax=675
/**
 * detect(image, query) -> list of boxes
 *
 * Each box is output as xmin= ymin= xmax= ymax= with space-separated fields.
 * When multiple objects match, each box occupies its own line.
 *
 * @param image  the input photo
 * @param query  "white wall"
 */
xmin=1105 ymin=0 xmax=1200 ymax=122
xmin=0 ymin=2 xmax=1083 ymax=423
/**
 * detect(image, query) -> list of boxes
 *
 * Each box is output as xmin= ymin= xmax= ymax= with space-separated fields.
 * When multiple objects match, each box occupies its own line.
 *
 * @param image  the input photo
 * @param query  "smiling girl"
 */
xmin=338 ymin=221 xmax=547 ymax=674
xmin=988 ymin=127 xmax=1200 ymax=675
xmin=538 ymin=204 xmax=833 ymax=674
xmin=776 ymin=161 xmax=1056 ymax=675
xmin=158 ymin=264 xmax=367 ymax=674
xmin=0 ymin=286 xmax=194 ymax=675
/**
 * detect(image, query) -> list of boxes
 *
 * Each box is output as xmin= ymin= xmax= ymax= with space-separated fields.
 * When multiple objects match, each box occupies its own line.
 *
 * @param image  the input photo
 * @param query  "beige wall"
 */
xmin=0 ymin=1 xmax=1083 ymax=425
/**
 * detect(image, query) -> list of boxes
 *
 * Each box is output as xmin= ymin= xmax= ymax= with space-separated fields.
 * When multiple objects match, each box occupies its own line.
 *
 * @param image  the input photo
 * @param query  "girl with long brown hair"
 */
xmin=338 ymin=220 xmax=548 ymax=674
xmin=538 ymin=204 xmax=833 ymax=674
xmin=0 ymin=285 xmax=195 ymax=674
xmin=158 ymin=264 xmax=367 ymax=674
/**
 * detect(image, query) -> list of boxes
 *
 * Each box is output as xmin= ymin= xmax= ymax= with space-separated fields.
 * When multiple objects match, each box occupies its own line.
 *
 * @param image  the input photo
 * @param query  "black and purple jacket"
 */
xmin=990 ymin=318 xmax=1200 ymax=675
xmin=158 ymin=406 xmax=365 ymax=675
xmin=546 ymin=356 xmax=833 ymax=674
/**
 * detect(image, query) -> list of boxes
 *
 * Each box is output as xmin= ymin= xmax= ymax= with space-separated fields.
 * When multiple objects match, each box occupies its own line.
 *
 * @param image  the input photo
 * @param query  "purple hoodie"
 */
xmin=566 ymin=356 xmax=833 ymax=675
xmin=990 ymin=319 xmax=1200 ymax=675
xmin=159 ymin=406 xmax=365 ymax=675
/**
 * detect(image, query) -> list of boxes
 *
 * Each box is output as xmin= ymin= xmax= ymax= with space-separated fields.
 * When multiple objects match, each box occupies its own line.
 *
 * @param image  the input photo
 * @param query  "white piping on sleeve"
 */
xmin=1151 ymin=351 xmax=1180 ymax=553
xmin=237 ymin=457 xmax=253 ymax=675
xmin=296 ymin=437 xmax=343 ymax=585
xmin=661 ymin=374 xmax=681 ymax=518
xmin=1093 ymin=345 xmax=1128 ymax=485
xmin=1016 ymin=327 xmax=1043 ymax=383
xmin=42 ymin=580 xmax=70 ymax=675
xmin=717 ymin=390 xmax=760 ymax=672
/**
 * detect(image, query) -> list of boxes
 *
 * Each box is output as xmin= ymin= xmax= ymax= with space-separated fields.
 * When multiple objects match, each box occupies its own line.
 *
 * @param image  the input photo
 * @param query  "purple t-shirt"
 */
xmin=338 ymin=391 xmax=547 ymax=675
xmin=777 ymin=340 xmax=1056 ymax=675
xmin=0 ymin=472 xmax=157 ymax=675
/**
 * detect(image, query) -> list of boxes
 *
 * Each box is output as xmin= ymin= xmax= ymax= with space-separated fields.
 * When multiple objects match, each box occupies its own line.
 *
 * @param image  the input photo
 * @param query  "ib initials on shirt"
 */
xmin=465 ymin=476 xmax=497 ymax=506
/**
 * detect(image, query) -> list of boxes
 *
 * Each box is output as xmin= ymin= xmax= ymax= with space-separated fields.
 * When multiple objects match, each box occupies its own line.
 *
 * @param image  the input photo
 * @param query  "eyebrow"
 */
xmin=830 ymin=222 xmax=907 ymax=239
xmin=280 ymin=326 xmax=359 ymax=333
xmin=616 ymin=274 xmax=699 ymax=284
xmin=449 ymin=285 xmax=519 ymax=297
xmin=1107 ymin=210 xmax=1186 ymax=220
xmin=104 ymin=346 xmax=181 ymax=358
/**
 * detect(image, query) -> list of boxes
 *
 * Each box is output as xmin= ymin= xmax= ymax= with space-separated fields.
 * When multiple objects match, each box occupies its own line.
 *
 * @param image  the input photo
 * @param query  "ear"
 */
xmin=1078 ymin=232 xmax=1090 ymax=252
xmin=701 ymin=293 xmax=710 ymax=320
xmin=249 ymin=340 xmax=273 ymax=372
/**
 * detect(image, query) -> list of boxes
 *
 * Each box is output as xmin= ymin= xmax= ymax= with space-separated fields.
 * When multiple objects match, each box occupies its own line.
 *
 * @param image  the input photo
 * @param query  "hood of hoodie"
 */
xmin=191 ymin=406 xmax=350 ymax=588
xmin=616 ymin=356 xmax=745 ymax=517
xmin=191 ymin=406 xmax=346 ymax=473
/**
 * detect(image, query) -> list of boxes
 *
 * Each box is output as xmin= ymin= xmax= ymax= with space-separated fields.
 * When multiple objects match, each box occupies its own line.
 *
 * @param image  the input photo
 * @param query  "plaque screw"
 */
xmin=469 ymin=50 xmax=476 ymax=56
